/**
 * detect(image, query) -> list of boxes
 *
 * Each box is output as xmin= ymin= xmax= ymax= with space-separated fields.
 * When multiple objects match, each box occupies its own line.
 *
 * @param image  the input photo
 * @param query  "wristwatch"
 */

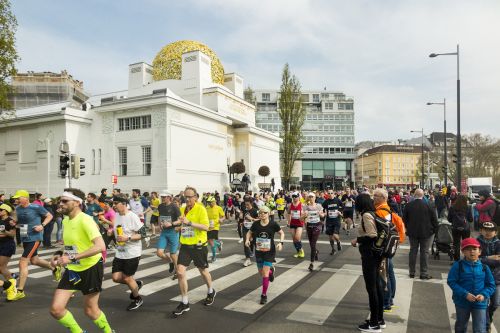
xmin=68 ymin=253 xmax=77 ymax=263
xmin=128 ymin=236 xmax=132 ymax=242
xmin=187 ymin=221 xmax=192 ymax=227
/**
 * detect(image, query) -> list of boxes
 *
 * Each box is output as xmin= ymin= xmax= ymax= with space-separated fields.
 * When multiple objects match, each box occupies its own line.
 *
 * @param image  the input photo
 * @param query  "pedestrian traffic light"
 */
xmin=71 ymin=154 xmax=86 ymax=179
xmin=59 ymin=154 xmax=70 ymax=178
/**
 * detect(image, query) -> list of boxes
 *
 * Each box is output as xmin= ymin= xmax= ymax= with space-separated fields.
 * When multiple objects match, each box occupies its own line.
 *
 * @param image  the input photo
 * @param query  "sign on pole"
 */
xmin=112 ymin=174 xmax=118 ymax=184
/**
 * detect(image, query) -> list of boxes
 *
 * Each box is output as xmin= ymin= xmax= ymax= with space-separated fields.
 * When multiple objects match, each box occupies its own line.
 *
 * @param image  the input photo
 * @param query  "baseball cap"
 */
xmin=12 ymin=190 xmax=29 ymax=199
xmin=481 ymin=221 xmax=497 ymax=230
xmin=460 ymin=238 xmax=481 ymax=250
xmin=44 ymin=198 xmax=52 ymax=203
xmin=160 ymin=190 xmax=173 ymax=197
xmin=292 ymin=191 xmax=300 ymax=197
xmin=0 ymin=204 xmax=12 ymax=213
xmin=206 ymin=196 xmax=216 ymax=202
xmin=308 ymin=192 xmax=316 ymax=197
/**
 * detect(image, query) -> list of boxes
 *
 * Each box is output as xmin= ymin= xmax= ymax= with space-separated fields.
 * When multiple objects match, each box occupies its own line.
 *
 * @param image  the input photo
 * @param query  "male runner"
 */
xmin=322 ymin=190 xmax=344 ymax=255
xmin=342 ymin=188 xmax=356 ymax=234
xmin=206 ymin=196 xmax=224 ymax=262
xmin=156 ymin=191 xmax=181 ymax=279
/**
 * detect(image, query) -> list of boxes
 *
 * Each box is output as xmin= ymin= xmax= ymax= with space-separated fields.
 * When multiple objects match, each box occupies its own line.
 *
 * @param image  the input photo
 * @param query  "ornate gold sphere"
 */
xmin=152 ymin=40 xmax=225 ymax=84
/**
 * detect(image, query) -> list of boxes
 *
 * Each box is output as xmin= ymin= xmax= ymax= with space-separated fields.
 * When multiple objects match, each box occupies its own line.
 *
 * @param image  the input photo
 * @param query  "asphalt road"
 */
xmin=1 ymin=217 xmax=497 ymax=333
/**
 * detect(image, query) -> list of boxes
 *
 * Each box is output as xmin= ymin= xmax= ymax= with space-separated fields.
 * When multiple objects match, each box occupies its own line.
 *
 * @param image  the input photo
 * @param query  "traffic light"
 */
xmin=59 ymin=154 xmax=70 ymax=178
xmin=71 ymin=154 xmax=86 ymax=179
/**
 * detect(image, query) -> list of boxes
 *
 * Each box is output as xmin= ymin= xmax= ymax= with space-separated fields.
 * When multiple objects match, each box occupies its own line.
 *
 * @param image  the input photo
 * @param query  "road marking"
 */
xmin=139 ymin=254 xmax=245 ymax=296
xmin=225 ymin=260 xmax=323 ymax=314
xmin=170 ymin=258 xmax=285 ymax=304
xmin=382 ymin=275 xmax=413 ymax=333
xmin=287 ymin=264 xmax=358 ymax=325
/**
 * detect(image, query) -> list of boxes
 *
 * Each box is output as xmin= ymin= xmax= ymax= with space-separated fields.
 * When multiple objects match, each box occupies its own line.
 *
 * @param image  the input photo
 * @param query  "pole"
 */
xmin=456 ymin=44 xmax=462 ymax=193
xmin=361 ymin=154 xmax=364 ymax=186
xmin=421 ymin=128 xmax=424 ymax=189
xmin=46 ymin=137 xmax=50 ymax=197
xmin=443 ymin=98 xmax=448 ymax=187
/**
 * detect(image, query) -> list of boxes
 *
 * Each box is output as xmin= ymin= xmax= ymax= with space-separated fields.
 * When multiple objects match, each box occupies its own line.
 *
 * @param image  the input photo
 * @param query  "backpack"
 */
xmin=363 ymin=212 xmax=400 ymax=258
xmin=452 ymin=210 xmax=469 ymax=232
xmin=488 ymin=199 xmax=500 ymax=225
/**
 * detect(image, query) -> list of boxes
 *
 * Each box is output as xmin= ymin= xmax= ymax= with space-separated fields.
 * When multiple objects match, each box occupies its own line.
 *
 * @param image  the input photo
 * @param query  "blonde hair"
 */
xmin=373 ymin=188 xmax=388 ymax=200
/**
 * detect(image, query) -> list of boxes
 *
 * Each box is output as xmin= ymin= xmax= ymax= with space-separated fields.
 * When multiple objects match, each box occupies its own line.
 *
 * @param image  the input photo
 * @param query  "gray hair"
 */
xmin=373 ymin=188 xmax=388 ymax=200
xmin=414 ymin=189 xmax=424 ymax=198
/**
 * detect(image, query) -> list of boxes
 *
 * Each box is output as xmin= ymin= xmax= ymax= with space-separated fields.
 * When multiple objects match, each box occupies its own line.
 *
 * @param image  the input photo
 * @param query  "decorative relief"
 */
xmin=102 ymin=114 xmax=114 ymax=134
xmin=152 ymin=109 xmax=167 ymax=127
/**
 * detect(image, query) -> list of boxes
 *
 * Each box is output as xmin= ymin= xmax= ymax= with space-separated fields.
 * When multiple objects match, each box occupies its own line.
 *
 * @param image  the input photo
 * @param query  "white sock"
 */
xmin=208 ymin=287 xmax=213 ymax=294
xmin=182 ymin=295 xmax=188 ymax=304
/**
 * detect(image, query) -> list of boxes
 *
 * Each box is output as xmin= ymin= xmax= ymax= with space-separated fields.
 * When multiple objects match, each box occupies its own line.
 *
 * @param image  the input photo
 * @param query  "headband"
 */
xmin=61 ymin=192 xmax=83 ymax=204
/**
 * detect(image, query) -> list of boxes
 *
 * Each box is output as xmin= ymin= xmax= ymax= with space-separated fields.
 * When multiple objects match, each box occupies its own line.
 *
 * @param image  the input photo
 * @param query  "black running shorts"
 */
xmin=57 ymin=260 xmax=104 ymax=295
xmin=207 ymin=230 xmax=219 ymax=240
xmin=326 ymin=220 xmax=341 ymax=235
xmin=111 ymin=257 xmax=140 ymax=276
xmin=178 ymin=244 xmax=208 ymax=269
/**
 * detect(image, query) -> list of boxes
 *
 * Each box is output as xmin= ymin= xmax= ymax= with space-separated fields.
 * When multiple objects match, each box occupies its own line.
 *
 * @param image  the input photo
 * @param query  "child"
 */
xmin=448 ymin=238 xmax=496 ymax=333
xmin=477 ymin=221 xmax=500 ymax=332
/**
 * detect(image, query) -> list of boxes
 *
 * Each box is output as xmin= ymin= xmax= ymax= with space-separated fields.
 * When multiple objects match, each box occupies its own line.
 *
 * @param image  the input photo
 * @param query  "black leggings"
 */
xmin=360 ymin=245 xmax=384 ymax=326
xmin=307 ymin=225 xmax=321 ymax=262
xmin=452 ymin=228 xmax=470 ymax=261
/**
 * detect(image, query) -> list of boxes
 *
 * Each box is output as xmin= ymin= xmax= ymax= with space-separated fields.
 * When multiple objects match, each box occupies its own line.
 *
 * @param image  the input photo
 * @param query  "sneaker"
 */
xmin=269 ymin=266 xmax=275 ymax=282
xmin=358 ymin=321 xmax=381 ymax=332
xmin=383 ymin=306 xmax=392 ymax=313
xmin=172 ymin=273 xmax=178 ymax=280
xmin=297 ymin=249 xmax=305 ymax=258
xmin=243 ymin=258 xmax=252 ymax=267
xmin=249 ymin=252 xmax=254 ymax=258
xmin=260 ymin=294 xmax=267 ymax=304
xmin=144 ymin=237 xmax=151 ymax=248
xmin=169 ymin=262 xmax=175 ymax=273
xmin=126 ymin=297 xmax=143 ymax=311
xmin=5 ymin=279 xmax=17 ymax=301
xmin=314 ymin=250 xmax=319 ymax=261
xmin=173 ymin=302 xmax=190 ymax=316
xmin=379 ymin=320 xmax=386 ymax=329
xmin=204 ymin=289 xmax=216 ymax=306
xmin=308 ymin=263 xmax=314 ymax=271
xmin=337 ymin=242 xmax=342 ymax=251
xmin=420 ymin=275 xmax=433 ymax=280
xmin=293 ymin=252 xmax=300 ymax=258
xmin=238 ymin=238 xmax=243 ymax=244
xmin=11 ymin=290 xmax=25 ymax=301
xmin=211 ymin=256 xmax=217 ymax=263
xmin=11 ymin=273 xmax=19 ymax=280
xmin=409 ymin=274 xmax=415 ymax=278
xmin=53 ymin=266 xmax=63 ymax=282
xmin=330 ymin=248 xmax=336 ymax=255
xmin=217 ymin=241 xmax=223 ymax=252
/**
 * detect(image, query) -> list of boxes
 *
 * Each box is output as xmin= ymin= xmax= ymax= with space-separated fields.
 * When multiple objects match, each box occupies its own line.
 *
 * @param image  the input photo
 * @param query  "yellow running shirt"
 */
xmin=151 ymin=198 xmax=160 ymax=217
xmin=206 ymin=205 xmax=224 ymax=231
xmin=180 ymin=202 xmax=209 ymax=245
xmin=276 ymin=198 xmax=285 ymax=211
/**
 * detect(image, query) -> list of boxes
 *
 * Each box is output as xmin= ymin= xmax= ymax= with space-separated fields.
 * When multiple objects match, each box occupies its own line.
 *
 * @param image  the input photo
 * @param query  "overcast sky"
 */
xmin=11 ymin=0 xmax=500 ymax=142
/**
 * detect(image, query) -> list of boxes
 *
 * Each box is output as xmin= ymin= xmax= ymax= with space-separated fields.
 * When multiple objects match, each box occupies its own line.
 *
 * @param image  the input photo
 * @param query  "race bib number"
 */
xmin=291 ymin=210 xmax=300 ymax=219
xmin=328 ymin=210 xmax=339 ymax=218
xmin=345 ymin=201 xmax=353 ymax=208
xmin=256 ymin=237 xmax=271 ymax=252
xmin=308 ymin=211 xmax=320 ymax=224
xmin=243 ymin=221 xmax=253 ymax=229
xmin=209 ymin=220 xmax=215 ymax=228
xmin=160 ymin=216 xmax=172 ymax=228
xmin=0 ymin=225 xmax=5 ymax=232
xmin=20 ymin=224 xmax=28 ymax=237
xmin=181 ymin=226 xmax=195 ymax=238
xmin=64 ymin=245 xmax=81 ymax=264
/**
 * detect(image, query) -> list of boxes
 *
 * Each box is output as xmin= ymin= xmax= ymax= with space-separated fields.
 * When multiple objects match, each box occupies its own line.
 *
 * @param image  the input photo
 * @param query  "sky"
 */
xmin=11 ymin=0 xmax=500 ymax=142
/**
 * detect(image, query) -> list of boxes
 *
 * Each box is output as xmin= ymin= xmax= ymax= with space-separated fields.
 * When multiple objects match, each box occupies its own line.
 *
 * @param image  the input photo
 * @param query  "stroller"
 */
xmin=431 ymin=218 xmax=455 ymax=260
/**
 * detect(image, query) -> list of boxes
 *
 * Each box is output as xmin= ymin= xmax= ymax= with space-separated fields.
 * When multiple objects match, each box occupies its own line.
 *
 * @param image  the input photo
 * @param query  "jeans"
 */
xmin=43 ymin=221 xmax=54 ymax=247
xmin=452 ymin=228 xmax=470 ymax=261
xmin=408 ymin=236 xmax=432 ymax=276
xmin=383 ymin=258 xmax=396 ymax=308
xmin=55 ymin=217 xmax=63 ymax=242
xmin=242 ymin=227 xmax=254 ymax=258
xmin=360 ymin=245 xmax=384 ymax=326
xmin=455 ymin=306 xmax=487 ymax=333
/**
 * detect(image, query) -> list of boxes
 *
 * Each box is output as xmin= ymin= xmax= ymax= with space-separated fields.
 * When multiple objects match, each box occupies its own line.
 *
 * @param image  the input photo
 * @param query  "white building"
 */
xmin=0 ymin=41 xmax=282 ymax=197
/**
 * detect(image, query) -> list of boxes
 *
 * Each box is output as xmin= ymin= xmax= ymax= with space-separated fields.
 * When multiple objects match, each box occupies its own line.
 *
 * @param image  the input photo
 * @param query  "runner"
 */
xmin=241 ymin=198 xmax=259 ymax=266
xmin=304 ymin=193 xmax=325 ymax=271
xmin=49 ymin=188 xmax=113 ymax=333
xmin=147 ymin=191 xmax=160 ymax=237
xmin=287 ymin=191 xmax=305 ymax=258
xmin=275 ymin=194 xmax=286 ymax=222
xmin=342 ymin=188 xmax=356 ymax=233
xmin=11 ymin=189 xmax=60 ymax=301
xmin=234 ymin=193 xmax=244 ymax=243
xmin=265 ymin=194 xmax=276 ymax=224
xmin=129 ymin=189 xmax=145 ymax=224
xmin=156 ymin=191 xmax=181 ymax=280
xmin=0 ymin=203 xmax=18 ymax=300
xmin=322 ymin=189 xmax=344 ymax=255
xmin=110 ymin=194 xmax=146 ymax=311
xmin=172 ymin=186 xmax=216 ymax=316
xmin=245 ymin=205 xmax=285 ymax=304
xmin=85 ymin=193 xmax=103 ymax=223
xmin=98 ymin=199 xmax=116 ymax=249
xmin=206 ymin=196 xmax=224 ymax=263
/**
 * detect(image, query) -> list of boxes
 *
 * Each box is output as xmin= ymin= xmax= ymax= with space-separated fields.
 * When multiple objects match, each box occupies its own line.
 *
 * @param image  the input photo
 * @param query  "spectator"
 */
xmin=476 ymin=190 xmax=496 ymax=227
xmin=448 ymin=194 xmax=473 ymax=261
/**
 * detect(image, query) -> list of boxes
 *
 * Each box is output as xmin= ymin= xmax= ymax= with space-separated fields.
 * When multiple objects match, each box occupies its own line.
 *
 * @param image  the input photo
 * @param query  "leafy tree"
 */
xmin=243 ymin=86 xmax=256 ymax=105
xmin=0 ymin=0 xmax=19 ymax=110
xmin=230 ymin=161 xmax=245 ymax=175
xmin=278 ymin=63 xmax=306 ymax=190
xmin=258 ymin=165 xmax=270 ymax=184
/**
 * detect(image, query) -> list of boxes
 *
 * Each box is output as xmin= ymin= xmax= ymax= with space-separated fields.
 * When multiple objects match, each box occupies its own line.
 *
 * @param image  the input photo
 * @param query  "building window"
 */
xmin=325 ymin=102 xmax=334 ymax=110
xmin=98 ymin=149 xmax=102 ymax=174
xmin=142 ymin=146 xmax=151 ymax=176
xmin=118 ymin=115 xmax=152 ymax=131
xmin=262 ymin=93 xmax=270 ymax=102
xmin=118 ymin=147 xmax=127 ymax=176
xmin=312 ymin=94 xmax=320 ymax=103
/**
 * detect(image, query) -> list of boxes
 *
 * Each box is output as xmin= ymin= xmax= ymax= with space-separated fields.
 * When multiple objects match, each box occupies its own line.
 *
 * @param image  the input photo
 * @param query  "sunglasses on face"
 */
xmin=259 ymin=211 xmax=269 ymax=215
xmin=59 ymin=199 xmax=72 ymax=204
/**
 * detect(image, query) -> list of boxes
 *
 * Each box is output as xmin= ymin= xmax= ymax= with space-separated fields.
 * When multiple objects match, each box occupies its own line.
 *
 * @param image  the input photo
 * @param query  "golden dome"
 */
xmin=152 ymin=40 xmax=225 ymax=84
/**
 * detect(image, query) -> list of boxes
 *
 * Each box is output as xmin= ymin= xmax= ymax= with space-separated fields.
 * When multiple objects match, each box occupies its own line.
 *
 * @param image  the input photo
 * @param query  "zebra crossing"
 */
xmin=4 ymin=247 xmax=497 ymax=332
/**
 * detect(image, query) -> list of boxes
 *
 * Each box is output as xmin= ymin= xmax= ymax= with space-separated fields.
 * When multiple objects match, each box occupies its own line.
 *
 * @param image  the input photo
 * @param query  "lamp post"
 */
xmin=429 ymin=44 xmax=461 ymax=192
xmin=427 ymin=99 xmax=447 ymax=186
xmin=411 ymin=129 xmax=425 ymax=189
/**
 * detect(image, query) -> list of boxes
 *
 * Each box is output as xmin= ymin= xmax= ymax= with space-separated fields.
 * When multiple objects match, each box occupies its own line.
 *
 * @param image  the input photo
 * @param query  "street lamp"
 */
xmin=427 ymin=99 xmax=448 ymax=186
xmin=411 ymin=129 xmax=425 ymax=189
xmin=429 ymin=44 xmax=461 ymax=192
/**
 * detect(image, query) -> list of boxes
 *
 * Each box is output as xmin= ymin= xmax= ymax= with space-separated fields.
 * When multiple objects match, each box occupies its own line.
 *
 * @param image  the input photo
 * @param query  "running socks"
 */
xmin=293 ymin=241 xmax=303 ymax=251
xmin=58 ymin=310 xmax=82 ymax=333
xmin=211 ymin=244 xmax=217 ymax=258
xmin=262 ymin=277 xmax=270 ymax=296
xmin=93 ymin=311 xmax=112 ymax=333
xmin=182 ymin=295 xmax=189 ymax=305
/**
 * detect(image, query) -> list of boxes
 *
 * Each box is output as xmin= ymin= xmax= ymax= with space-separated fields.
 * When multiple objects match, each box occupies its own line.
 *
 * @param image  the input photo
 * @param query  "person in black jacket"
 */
xmin=448 ymin=194 xmax=473 ymax=261
xmin=403 ymin=189 xmax=438 ymax=279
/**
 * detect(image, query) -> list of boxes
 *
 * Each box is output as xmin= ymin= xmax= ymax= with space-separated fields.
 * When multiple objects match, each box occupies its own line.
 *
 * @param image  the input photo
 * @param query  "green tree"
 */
xmin=278 ymin=63 xmax=306 ymax=190
xmin=0 ymin=0 xmax=19 ymax=110
xmin=258 ymin=165 xmax=270 ymax=184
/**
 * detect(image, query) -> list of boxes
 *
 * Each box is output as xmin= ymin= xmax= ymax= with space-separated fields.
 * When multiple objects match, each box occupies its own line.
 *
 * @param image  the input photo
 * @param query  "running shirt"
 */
xmin=0 ymin=217 xmax=15 ymax=243
xmin=322 ymin=198 xmax=343 ymax=223
xmin=250 ymin=220 xmax=281 ymax=262
xmin=242 ymin=206 xmax=259 ymax=229
xmin=129 ymin=198 xmax=144 ymax=219
xmin=158 ymin=202 xmax=181 ymax=233
xmin=304 ymin=203 xmax=323 ymax=226
xmin=206 ymin=204 xmax=224 ymax=231
xmin=276 ymin=198 xmax=285 ymax=211
xmin=62 ymin=212 xmax=102 ymax=272
xmin=16 ymin=204 xmax=48 ymax=243
xmin=288 ymin=202 xmax=304 ymax=227
xmin=341 ymin=194 xmax=356 ymax=210
xmin=180 ymin=202 xmax=209 ymax=245
xmin=85 ymin=203 xmax=103 ymax=223
xmin=103 ymin=208 xmax=116 ymax=225
xmin=113 ymin=211 xmax=143 ymax=259
xmin=151 ymin=197 xmax=160 ymax=217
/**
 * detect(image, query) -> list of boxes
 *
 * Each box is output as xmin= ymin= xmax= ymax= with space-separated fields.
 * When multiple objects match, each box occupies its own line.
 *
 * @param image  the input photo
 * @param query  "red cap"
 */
xmin=460 ymin=238 xmax=481 ymax=250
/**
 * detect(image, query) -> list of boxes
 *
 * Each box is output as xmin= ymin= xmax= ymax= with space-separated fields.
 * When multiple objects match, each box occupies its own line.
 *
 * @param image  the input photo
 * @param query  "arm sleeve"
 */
xmin=447 ymin=262 xmax=469 ymax=299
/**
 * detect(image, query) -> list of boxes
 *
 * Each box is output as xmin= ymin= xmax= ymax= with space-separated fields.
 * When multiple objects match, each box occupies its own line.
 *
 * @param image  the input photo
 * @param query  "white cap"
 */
xmin=160 ymin=190 xmax=173 ymax=197
xmin=308 ymin=192 xmax=316 ymax=197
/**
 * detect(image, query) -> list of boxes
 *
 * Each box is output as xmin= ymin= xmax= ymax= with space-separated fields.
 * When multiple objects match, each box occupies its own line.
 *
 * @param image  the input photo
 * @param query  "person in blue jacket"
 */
xmin=448 ymin=237 xmax=496 ymax=333
xmin=477 ymin=221 xmax=500 ymax=332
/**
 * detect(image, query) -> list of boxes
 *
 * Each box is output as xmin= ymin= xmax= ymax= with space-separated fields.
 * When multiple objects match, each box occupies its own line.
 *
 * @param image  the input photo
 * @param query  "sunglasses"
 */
xmin=59 ymin=199 xmax=72 ymax=204
xmin=259 ymin=211 xmax=269 ymax=214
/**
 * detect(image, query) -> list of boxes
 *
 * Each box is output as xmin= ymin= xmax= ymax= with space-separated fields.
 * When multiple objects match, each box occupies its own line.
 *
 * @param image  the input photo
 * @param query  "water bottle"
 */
xmin=116 ymin=225 xmax=125 ymax=246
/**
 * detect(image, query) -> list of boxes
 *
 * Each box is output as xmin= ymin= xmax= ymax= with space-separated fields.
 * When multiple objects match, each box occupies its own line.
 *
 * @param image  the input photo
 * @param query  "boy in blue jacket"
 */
xmin=477 ymin=221 xmax=500 ymax=332
xmin=448 ymin=237 xmax=496 ymax=333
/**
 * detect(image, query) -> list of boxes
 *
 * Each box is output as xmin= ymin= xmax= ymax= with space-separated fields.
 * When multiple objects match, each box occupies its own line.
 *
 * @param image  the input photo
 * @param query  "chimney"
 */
xmin=128 ymin=62 xmax=153 ymax=91
xmin=223 ymin=73 xmax=244 ymax=98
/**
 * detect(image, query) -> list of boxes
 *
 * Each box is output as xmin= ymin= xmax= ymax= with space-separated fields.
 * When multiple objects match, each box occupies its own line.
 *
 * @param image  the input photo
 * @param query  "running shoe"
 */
xmin=11 ymin=290 xmax=25 ymax=301
xmin=379 ymin=320 xmax=386 ymax=329
xmin=53 ymin=266 xmax=63 ymax=282
xmin=5 ymin=279 xmax=17 ymax=301
xmin=293 ymin=252 xmax=300 ymax=258
xmin=358 ymin=321 xmax=381 ymax=332
xmin=126 ymin=297 xmax=143 ymax=311
xmin=260 ymin=294 xmax=267 ymax=304
xmin=298 ymin=249 xmax=305 ymax=258
xmin=173 ymin=302 xmax=190 ymax=316
xmin=172 ymin=273 xmax=178 ymax=280
xmin=169 ymin=262 xmax=175 ymax=273
xmin=308 ymin=263 xmax=314 ymax=272
xmin=144 ymin=236 xmax=151 ymax=248
xmin=238 ymin=238 xmax=243 ymax=244
xmin=337 ymin=242 xmax=342 ymax=251
xmin=315 ymin=250 xmax=319 ymax=261
xmin=269 ymin=266 xmax=275 ymax=282
xmin=243 ymin=258 xmax=252 ymax=267
xmin=217 ymin=241 xmax=223 ymax=252
xmin=211 ymin=256 xmax=217 ymax=263
xmin=204 ymin=289 xmax=217 ymax=306
xmin=330 ymin=248 xmax=336 ymax=255
xmin=383 ymin=306 xmax=392 ymax=313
